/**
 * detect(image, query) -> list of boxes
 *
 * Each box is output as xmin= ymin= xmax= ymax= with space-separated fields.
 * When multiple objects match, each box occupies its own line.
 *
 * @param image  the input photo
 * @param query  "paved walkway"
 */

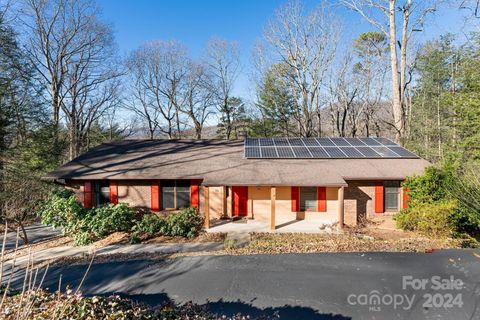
xmin=6 ymin=242 xmax=224 ymax=268
xmin=207 ymin=217 xmax=340 ymax=234
xmin=2 ymin=224 xmax=224 ymax=270
xmin=3 ymin=223 xmax=63 ymax=250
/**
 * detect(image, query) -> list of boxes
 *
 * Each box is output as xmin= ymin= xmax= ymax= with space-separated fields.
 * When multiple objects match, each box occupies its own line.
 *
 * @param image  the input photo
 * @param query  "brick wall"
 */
xmin=344 ymin=180 xmax=376 ymax=225
xmin=117 ymin=180 xmax=151 ymax=210
xmin=65 ymin=180 xmax=151 ymax=210
xmin=65 ymin=180 xmax=83 ymax=203
xmin=66 ymin=180 xmax=400 ymax=228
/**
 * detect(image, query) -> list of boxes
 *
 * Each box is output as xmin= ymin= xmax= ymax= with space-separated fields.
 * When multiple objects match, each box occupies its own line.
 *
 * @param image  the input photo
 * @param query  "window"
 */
xmin=300 ymin=187 xmax=317 ymax=211
xmin=94 ymin=181 xmax=110 ymax=206
xmin=384 ymin=181 xmax=400 ymax=211
xmin=161 ymin=180 xmax=190 ymax=210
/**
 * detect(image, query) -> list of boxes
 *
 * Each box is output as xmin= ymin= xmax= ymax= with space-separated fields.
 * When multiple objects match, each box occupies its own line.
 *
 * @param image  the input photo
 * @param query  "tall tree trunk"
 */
xmin=389 ymin=0 xmax=404 ymax=145
xmin=69 ymin=115 xmax=78 ymax=160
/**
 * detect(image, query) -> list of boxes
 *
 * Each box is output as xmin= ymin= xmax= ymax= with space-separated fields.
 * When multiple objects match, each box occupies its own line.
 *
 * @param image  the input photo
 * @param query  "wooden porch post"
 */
xmin=270 ymin=186 xmax=276 ymax=231
xmin=337 ymin=186 xmax=344 ymax=230
xmin=204 ymin=186 xmax=210 ymax=229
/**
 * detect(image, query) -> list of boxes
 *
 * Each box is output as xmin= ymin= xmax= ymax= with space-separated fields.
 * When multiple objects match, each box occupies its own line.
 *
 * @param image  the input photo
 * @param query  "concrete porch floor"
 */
xmin=207 ymin=216 xmax=339 ymax=234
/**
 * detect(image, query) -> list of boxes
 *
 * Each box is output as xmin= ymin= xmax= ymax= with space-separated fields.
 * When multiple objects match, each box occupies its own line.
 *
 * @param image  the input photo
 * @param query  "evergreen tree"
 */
xmin=251 ymin=63 xmax=295 ymax=137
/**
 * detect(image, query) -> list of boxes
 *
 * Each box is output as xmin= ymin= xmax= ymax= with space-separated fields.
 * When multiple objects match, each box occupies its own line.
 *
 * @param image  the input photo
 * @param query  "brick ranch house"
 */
xmin=44 ymin=137 xmax=430 ymax=231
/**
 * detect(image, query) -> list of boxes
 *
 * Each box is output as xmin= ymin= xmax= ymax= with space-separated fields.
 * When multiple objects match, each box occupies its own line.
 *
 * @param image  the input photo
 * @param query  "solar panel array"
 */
xmin=244 ymin=137 xmax=418 ymax=159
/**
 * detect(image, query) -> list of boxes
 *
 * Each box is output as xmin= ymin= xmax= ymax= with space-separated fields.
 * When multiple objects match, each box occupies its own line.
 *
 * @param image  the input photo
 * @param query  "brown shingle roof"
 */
xmin=43 ymin=139 xmax=431 ymax=186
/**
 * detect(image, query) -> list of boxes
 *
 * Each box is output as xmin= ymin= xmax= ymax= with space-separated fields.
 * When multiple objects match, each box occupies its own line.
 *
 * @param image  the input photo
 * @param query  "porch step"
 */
xmin=224 ymin=231 xmax=251 ymax=248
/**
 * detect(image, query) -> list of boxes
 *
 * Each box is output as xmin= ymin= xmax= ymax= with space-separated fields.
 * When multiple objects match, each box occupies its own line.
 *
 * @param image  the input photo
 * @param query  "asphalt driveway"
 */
xmin=34 ymin=249 xmax=480 ymax=320
xmin=4 ymin=223 xmax=62 ymax=250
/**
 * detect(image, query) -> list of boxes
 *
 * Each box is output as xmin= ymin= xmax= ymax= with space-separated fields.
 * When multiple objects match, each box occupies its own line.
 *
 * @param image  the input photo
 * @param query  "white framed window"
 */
xmin=384 ymin=181 xmax=400 ymax=211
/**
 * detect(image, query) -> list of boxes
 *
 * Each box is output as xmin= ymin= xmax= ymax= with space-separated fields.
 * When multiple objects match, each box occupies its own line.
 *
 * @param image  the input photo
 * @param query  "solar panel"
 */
xmin=324 ymin=147 xmax=345 ymax=158
xmin=342 ymin=147 xmax=364 ymax=158
xmin=330 ymin=138 xmax=351 ymax=146
xmin=261 ymin=147 xmax=277 ymax=158
xmin=356 ymin=147 xmax=381 ymax=157
xmin=292 ymin=147 xmax=312 ymax=158
xmin=259 ymin=138 xmax=274 ymax=146
xmin=303 ymin=138 xmax=320 ymax=146
xmin=373 ymin=137 xmax=396 ymax=146
xmin=243 ymin=137 xmax=419 ymax=159
xmin=372 ymin=146 xmax=400 ymax=157
xmin=346 ymin=138 xmax=367 ymax=146
xmin=362 ymin=138 xmax=382 ymax=146
xmin=273 ymin=137 xmax=289 ymax=146
xmin=309 ymin=147 xmax=329 ymax=157
xmin=315 ymin=138 xmax=335 ymax=146
xmin=245 ymin=147 xmax=260 ymax=158
xmin=388 ymin=146 xmax=417 ymax=157
xmin=245 ymin=138 xmax=259 ymax=147
xmin=288 ymin=138 xmax=305 ymax=146
xmin=276 ymin=147 xmax=295 ymax=158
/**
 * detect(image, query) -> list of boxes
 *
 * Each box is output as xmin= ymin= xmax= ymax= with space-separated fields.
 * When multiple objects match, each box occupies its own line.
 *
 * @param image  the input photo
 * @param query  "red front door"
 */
xmin=232 ymin=186 xmax=248 ymax=217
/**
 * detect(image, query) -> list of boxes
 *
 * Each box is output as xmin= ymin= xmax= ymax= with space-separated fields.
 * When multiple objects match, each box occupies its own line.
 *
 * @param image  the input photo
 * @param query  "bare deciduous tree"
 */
xmin=204 ymin=38 xmax=240 ymax=140
xmin=341 ymin=0 xmax=438 ymax=144
xmin=179 ymin=62 xmax=214 ymax=139
xmin=261 ymin=0 xmax=340 ymax=137
xmin=328 ymin=53 xmax=359 ymax=137
xmin=24 ymin=0 xmax=123 ymax=159
xmin=353 ymin=32 xmax=390 ymax=137
xmin=126 ymin=40 xmax=188 ymax=139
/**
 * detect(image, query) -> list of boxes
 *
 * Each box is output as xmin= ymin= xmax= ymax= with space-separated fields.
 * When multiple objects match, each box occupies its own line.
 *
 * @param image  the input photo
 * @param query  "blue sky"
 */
xmin=98 ymin=0 xmax=473 ymax=99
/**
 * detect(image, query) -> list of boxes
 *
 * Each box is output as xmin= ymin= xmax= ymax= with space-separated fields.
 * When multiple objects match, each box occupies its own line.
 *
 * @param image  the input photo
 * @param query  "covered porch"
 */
xmin=203 ymin=185 xmax=346 ymax=232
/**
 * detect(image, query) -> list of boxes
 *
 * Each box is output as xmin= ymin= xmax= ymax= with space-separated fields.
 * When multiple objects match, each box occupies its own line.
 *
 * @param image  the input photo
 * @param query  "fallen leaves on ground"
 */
xmin=143 ymin=232 xmax=226 ymax=244
xmin=1 ymin=289 xmax=275 ymax=320
xmin=227 ymin=233 xmax=463 ymax=255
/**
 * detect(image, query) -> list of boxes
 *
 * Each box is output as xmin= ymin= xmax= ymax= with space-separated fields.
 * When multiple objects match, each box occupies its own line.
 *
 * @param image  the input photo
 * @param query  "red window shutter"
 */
xmin=84 ymin=181 xmax=93 ymax=208
xmin=291 ymin=186 xmax=299 ymax=212
xmin=190 ymin=180 xmax=200 ymax=209
xmin=402 ymin=187 xmax=410 ymax=209
xmin=317 ymin=187 xmax=327 ymax=212
xmin=109 ymin=181 xmax=118 ymax=205
xmin=374 ymin=181 xmax=384 ymax=213
xmin=151 ymin=181 xmax=160 ymax=211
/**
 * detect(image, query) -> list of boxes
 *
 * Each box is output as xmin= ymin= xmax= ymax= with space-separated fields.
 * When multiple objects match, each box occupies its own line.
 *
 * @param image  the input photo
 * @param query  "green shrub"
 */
xmin=402 ymin=166 xmax=452 ymax=205
xmin=399 ymin=164 xmax=480 ymax=238
xmin=161 ymin=208 xmax=204 ymax=238
xmin=133 ymin=213 xmax=165 ymax=236
xmin=40 ymin=189 xmax=203 ymax=244
xmin=73 ymin=204 xmax=136 ymax=244
xmin=449 ymin=206 xmax=480 ymax=236
xmin=38 ymin=189 xmax=85 ymax=235
xmin=395 ymin=200 xmax=457 ymax=237
xmin=128 ymin=233 xmax=141 ymax=244
xmin=86 ymin=204 xmax=136 ymax=238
